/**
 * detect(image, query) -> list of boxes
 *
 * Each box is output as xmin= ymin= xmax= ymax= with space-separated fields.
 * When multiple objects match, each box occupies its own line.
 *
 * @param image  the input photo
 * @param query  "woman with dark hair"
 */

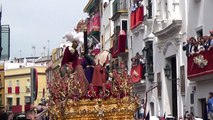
xmin=208 ymin=35 xmax=213 ymax=50
xmin=199 ymin=37 xmax=206 ymax=52
xmin=190 ymin=37 xmax=198 ymax=55
xmin=203 ymin=36 xmax=210 ymax=50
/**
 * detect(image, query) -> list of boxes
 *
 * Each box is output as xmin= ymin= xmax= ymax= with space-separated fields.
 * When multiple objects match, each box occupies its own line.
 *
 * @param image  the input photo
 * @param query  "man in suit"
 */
xmin=183 ymin=37 xmax=192 ymax=56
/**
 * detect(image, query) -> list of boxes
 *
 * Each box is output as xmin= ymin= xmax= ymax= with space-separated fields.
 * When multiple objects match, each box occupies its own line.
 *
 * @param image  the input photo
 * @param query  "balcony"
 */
xmin=153 ymin=20 xmax=182 ymax=40
xmin=111 ymin=0 xmax=128 ymax=21
xmin=12 ymin=105 xmax=22 ymax=113
xmin=15 ymin=86 xmax=20 ymax=94
xmin=131 ymin=65 xmax=144 ymax=83
xmin=8 ymin=87 xmax=12 ymax=94
xmin=131 ymin=64 xmax=146 ymax=93
xmin=87 ymin=12 xmax=100 ymax=35
xmin=187 ymin=49 xmax=213 ymax=81
xmin=111 ymin=30 xmax=127 ymax=57
xmin=130 ymin=6 xmax=144 ymax=30
xmin=25 ymin=104 xmax=31 ymax=112
xmin=84 ymin=0 xmax=99 ymax=14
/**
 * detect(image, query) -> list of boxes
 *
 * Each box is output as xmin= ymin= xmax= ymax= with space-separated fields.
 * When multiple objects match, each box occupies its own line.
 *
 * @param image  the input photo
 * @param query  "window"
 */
xmin=122 ymin=20 xmax=128 ymax=49
xmin=25 ymin=96 xmax=31 ymax=104
xmin=16 ymin=80 xmax=19 ymax=86
xmin=114 ymin=26 xmax=120 ymax=50
xmin=9 ymin=81 xmax=12 ymax=87
xmin=8 ymin=81 xmax=12 ymax=93
xmin=190 ymin=107 xmax=194 ymax=114
xmin=190 ymin=93 xmax=194 ymax=104
xmin=145 ymin=41 xmax=153 ymax=73
xmin=196 ymin=29 xmax=203 ymax=37
xmin=147 ymin=0 xmax=152 ymax=19
xmin=16 ymin=98 xmax=20 ymax=106
xmin=0 ymin=82 xmax=2 ymax=88
xmin=0 ymin=94 xmax=2 ymax=106
xmin=7 ymin=98 xmax=12 ymax=111
xmin=122 ymin=20 xmax=127 ymax=34
xmin=26 ymin=79 xmax=30 ymax=93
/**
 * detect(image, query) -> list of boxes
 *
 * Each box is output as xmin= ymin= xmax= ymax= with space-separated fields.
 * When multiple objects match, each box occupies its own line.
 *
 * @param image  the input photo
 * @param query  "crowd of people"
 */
xmin=131 ymin=52 xmax=145 ymax=67
xmin=0 ymin=103 xmax=48 ymax=120
xmin=183 ymin=30 xmax=213 ymax=56
xmin=131 ymin=52 xmax=146 ymax=79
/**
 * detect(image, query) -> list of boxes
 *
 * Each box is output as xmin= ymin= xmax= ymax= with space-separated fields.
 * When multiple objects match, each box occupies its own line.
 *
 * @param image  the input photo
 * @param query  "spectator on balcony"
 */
xmin=210 ymin=29 xmax=213 ymax=36
xmin=208 ymin=34 xmax=213 ymax=51
xmin=190 ymin=37 xmax=199 ymax=55
xmin=140 ymin=55 xmax=146 ymax=79
xmin=183 ymin=37 xmax=192 ymax=56
xmin=203 ymin=36 xmax=210 ymax=50
xmin=135 ymin=52 xmax=141 ymax=65
xmin=198 ymin=36 xmax=206 ymax=52
xmin=131 ymin=57 xmax=137 ymax=67
xmin=139 ymin=55 xmax=145 ymax=65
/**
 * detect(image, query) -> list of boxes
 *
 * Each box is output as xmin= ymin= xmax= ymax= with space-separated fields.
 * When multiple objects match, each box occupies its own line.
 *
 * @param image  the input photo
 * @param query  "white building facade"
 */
xmin=100 ymin=0 xmax=114 ymax=50
xmin=98 ymin=0 xmax=213 ymax=119
xmin=185 ymin=0 xmax=213 ymax=119
xmin=128 ymin=0 xmax=189 ymax=119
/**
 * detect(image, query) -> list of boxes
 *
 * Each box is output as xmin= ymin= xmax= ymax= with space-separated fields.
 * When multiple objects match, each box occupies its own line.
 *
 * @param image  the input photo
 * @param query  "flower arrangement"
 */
xmin=193 ymin=55 xmax=208 ymax=68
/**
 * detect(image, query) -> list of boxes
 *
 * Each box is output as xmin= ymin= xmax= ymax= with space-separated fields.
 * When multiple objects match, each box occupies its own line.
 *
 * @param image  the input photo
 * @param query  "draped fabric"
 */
xmin=188 ymin=49 xmax=213 ymax=79
xmin=92 ymin=64 xmax=106 ymax=87
xmin=114 ymin=30 xmax=126 ymax=56
xmin=61 ymin=47 xmax=79 ymax=69
xmin=75 ymin=65 xmax=89 ymax=97
xmin=93 ymin=12 xmax=100 ymax=31
xmin=87 ymin=12 xmax=100 ymax=34
xmin=131 ymin=11 xmax=136 ymax=29
xmin=94 ymin=50 xmax=110 ymax=66
xmin=131 ymin=6 xmax=144 ymax=29
xmin=82 ymin=55 xmax=94 ymax=84
xmin=136 ymin=6 xmax=144 ymax=26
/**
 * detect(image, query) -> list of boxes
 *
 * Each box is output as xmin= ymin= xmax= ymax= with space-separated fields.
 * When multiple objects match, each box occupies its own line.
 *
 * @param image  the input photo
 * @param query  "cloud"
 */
xmin=1 ymin=0 xmax=88 ymax=58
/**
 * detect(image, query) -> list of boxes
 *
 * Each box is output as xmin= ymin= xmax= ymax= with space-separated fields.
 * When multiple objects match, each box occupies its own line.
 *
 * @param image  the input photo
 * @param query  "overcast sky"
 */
xmin=1 ymin=0 xmax=88 ymax=59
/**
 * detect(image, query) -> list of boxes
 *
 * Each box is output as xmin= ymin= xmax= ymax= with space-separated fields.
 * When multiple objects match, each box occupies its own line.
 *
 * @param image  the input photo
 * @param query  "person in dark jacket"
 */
xmin=183 ymin=37 xmax=192 ymax=56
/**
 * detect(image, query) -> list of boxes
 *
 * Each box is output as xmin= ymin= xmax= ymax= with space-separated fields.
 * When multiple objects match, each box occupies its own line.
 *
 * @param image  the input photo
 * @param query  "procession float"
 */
xmin=47 ymin=30 xmax=139 ymax=120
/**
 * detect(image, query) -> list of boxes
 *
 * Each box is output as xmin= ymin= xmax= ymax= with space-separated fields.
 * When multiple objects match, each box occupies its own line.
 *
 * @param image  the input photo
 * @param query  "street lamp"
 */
xmin=164 ymin=64 xmax=171 ymax=78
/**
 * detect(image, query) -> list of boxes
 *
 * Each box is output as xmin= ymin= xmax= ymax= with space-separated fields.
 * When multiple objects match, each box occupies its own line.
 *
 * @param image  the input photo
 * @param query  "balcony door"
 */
xmin=7 ymin=97 xmax=12 ymax=111
xmin=199 ymin=98 xmax=208 ymax=120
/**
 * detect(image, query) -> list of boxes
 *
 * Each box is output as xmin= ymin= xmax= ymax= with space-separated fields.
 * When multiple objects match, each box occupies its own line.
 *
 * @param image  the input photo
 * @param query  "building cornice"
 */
xmin=84 ymin=0 xmax=93 ymax=12
xmin=153 ymin=20 xmax=182 ymax=40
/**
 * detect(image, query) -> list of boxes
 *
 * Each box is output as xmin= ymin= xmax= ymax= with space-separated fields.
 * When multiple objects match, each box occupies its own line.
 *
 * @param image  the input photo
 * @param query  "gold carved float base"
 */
xmin=49 ymin=96 xmax=138 ymax=120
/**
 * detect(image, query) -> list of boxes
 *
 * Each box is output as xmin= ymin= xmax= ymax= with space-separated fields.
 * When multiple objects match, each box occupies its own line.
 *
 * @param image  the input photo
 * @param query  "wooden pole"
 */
xmin=84 ymin=29 xmax=88 ymax=55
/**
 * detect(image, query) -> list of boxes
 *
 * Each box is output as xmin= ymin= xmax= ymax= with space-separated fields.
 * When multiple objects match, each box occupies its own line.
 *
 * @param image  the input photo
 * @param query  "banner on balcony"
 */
xmin=92 ymin=12 xmax=100 ymax=31
xmin=130 ymin=6 xmax=144 ymax=30
xmin=131 ymin=65 xmax=142 ymax=83
xmin=87 ymin=12 xmax=100 ymax=34
xmin=188 ymin=49 xmax=213 ymax=79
